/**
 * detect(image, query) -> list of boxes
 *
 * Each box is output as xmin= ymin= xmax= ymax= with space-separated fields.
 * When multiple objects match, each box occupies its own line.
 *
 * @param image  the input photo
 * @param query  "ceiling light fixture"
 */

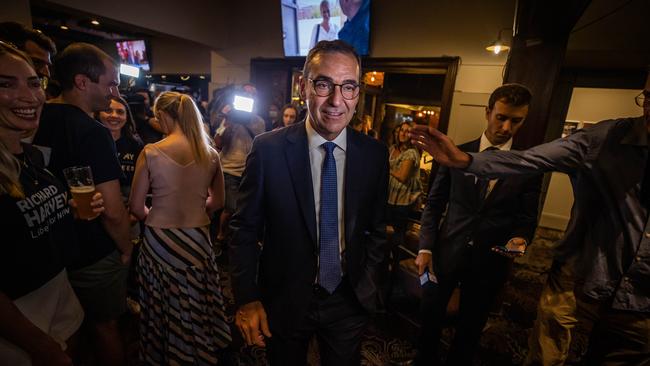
xmin=91 ymin=20 xmax=100 ymax=26
xmin=60 ymin=24 xmax=69 ymax=30
xmin=486 ymin=28 xmax=512 ymax=55
xmin=180 ymin=75 xmax=190 ymax=81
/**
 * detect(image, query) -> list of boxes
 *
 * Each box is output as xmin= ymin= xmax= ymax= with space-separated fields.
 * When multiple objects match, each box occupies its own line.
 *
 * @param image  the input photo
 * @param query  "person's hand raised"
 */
xmin=408 ymin=125 xmax=471 ymax=169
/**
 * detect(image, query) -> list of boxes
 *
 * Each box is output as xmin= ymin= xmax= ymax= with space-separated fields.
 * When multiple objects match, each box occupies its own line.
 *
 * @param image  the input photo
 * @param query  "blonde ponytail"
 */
xmin=177 ymin=94 xmax=214 ymax=164
xmin=154 ymin=91 xmax=214 ymax=165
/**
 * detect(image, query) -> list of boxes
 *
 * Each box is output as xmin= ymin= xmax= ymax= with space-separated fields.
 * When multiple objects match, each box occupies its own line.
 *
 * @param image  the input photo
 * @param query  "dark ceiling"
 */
xmin=29 ymin=0 xmax=650 ymax=72
xmin=566 ymin=0 xmax=649 ymax=69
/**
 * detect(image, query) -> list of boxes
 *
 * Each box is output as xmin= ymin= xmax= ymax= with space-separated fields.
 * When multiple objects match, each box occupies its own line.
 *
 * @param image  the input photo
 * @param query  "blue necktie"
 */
xmin=319 ymin=141 xmax=341 ymax=293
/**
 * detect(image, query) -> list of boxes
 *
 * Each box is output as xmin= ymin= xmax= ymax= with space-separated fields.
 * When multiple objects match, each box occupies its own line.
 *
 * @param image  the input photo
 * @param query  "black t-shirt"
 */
xmin=115 ymin=135 xmax=143 ymax=202
xmin=33 ymin=103 xmax=123 ymax=269
xmin=0 ymin=145 xmax=74 ymax=299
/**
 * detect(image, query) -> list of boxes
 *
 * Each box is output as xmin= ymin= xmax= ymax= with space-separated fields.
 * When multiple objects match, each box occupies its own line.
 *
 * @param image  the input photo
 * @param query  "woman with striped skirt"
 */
xmin=130 ymin=91 xmax=231 ymax=364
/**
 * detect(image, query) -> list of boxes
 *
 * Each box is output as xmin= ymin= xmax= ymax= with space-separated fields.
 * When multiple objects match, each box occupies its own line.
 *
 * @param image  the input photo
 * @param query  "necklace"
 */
xmin=19 ymin=153 xmax=40 ymax=186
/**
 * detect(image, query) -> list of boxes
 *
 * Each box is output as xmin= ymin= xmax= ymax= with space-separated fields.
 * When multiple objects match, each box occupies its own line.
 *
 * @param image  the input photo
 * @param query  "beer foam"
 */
xmin=70 ymin=186 xmax=95 ymax=193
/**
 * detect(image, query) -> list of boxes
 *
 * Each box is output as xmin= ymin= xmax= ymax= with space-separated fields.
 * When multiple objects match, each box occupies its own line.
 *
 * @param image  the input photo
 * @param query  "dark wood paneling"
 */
xmin=504 ymin=0 xmax=591 ymax=149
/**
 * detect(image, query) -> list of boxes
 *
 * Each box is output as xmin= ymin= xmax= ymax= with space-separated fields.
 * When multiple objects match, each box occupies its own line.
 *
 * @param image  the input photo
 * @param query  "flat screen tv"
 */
xmin=281 ymin=0 xmax=370 ymax=57
xmin=116 ymin=40 xmax=150 ymax=71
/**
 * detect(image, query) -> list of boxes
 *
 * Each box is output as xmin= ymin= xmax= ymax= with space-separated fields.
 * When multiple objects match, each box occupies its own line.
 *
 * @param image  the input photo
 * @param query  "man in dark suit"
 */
xmin=229 ymin=40 xmax=388 ymax=365
xmin=414 ymin=84 xmax=542 ymax=365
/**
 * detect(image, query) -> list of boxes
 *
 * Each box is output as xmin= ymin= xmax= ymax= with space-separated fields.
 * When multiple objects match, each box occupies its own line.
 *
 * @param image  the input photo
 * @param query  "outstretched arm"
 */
xmin=410 ymin=124 xmax=590 ymax=179
xmin=409 ymin=125 xmax=471 ymax=169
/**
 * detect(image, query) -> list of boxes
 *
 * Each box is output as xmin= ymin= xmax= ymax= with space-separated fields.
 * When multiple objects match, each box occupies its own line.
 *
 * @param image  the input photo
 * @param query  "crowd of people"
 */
xmin=0 ymin=18 xmax=648 ymax=366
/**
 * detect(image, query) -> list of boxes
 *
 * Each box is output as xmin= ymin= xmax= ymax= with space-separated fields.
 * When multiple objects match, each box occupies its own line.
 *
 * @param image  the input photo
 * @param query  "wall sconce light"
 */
xmin=180 ymin=75 xmax=190 ymax=81
xmin=486 ymin=28 xmax=512 ymax=55
xmin=364 ymin=71 xmax=384 ymax=87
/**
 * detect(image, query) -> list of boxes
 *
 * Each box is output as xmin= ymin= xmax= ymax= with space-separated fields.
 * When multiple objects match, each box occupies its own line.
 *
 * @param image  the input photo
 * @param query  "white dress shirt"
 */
xmin=306 ymin=120 xmax=347 ymax=257
xmin=478 ymin=132 xmax=512 ymax=196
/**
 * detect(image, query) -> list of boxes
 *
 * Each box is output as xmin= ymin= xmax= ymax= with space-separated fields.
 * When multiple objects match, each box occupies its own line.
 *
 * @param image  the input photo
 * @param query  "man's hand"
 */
xmin=491 ymin=237 xmax=528 ymax=258
xmin=235 ymin=301 xmax=272 ymax=347
xmin=69 ymin=191 xmax=105 ymax=220
xmin=414 ymin=251 xmax=434 ymax=276
xmin=408 ymin=125 xmax=471 ymax=169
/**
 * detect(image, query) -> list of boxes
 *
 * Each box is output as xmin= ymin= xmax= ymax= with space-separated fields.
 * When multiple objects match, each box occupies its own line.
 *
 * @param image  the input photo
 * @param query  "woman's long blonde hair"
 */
xmin=0 ymin=41 xmax=37 ymax=198
xmin=0 ymin=139 xmax=22 ymax=198
xmin=154 ymin=91 xmax=214 ymax=164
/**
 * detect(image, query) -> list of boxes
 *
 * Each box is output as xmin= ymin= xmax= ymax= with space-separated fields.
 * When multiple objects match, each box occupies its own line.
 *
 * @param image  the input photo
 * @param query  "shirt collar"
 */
xmin=306 ymin=118 xmax=347 ymax=152
xmin=620 ymin=116 xmax=648 ymax=146
xmin=479 ymin=132 xmax=512 ymax=152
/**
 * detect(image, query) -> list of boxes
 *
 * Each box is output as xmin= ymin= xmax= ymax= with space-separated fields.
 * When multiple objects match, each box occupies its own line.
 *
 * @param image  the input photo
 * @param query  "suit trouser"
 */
xmin=267 ymin=280 xmax=369 ymax=366
xmin=416 ymin=249 xmax=510 ymax=365
xmin=525 ymin=260 xmax=577 ymax=366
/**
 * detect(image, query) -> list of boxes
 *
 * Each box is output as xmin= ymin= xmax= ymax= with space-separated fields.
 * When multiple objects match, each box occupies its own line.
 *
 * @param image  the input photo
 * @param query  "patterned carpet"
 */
xmin=211 ymin=226 xmax=588 ymax=365
xmin=119 ymin=226 xmax=588 ymax=365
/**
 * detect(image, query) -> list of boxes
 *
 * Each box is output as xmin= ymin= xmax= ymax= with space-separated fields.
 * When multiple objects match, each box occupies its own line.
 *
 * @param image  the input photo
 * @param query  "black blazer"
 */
xmin=418 ymin=138 xmax=542 ymax=276
xmin=230 ymin=122 xmax=389 ymax=335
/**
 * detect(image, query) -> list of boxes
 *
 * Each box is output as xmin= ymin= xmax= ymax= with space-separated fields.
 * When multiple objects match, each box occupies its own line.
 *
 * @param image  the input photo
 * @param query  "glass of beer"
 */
xmin=63 ymin=166 xmax=96 ymax=220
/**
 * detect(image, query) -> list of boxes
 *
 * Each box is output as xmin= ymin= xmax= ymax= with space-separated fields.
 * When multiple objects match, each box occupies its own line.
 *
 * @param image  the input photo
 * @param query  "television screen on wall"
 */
xmin=115 ymin=40 xmax=150 ymax=71
xmin=281 ymin=0 xmax=370 ymax=57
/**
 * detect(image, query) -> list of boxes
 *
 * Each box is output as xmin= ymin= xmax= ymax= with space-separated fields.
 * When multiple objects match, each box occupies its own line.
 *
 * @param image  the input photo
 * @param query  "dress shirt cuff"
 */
xmin=418 ymin=249 xmax=432 ymax=255
xmin=464 ymin=152 xmax=475 ymax=170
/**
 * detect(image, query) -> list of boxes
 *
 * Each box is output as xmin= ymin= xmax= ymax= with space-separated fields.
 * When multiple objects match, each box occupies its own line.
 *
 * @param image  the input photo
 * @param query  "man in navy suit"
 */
xmin=230 ymin=40 xmax=388 ymax=365
xmin=414 ymin=84 xmax=542 ymax=365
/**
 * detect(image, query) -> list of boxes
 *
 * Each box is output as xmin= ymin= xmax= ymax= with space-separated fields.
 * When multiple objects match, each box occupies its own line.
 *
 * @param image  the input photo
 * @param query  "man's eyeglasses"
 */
xmin=309 ymin=78 xmax=360 ymax=100
xmin=635 ymin=91 xmax=648 ymax=107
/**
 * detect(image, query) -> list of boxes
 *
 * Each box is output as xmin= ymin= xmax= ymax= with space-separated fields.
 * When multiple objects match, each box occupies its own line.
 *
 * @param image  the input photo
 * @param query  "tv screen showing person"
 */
xmin=115 ymin=40 xmax=150 ymax=71
xmin=281 ymin=0 xmax=370 ymax=56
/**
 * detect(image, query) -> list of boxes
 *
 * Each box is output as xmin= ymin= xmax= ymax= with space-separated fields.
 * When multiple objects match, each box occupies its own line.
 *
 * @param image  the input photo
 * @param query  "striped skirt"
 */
xmin=137 ymin=226 xmax=231 ymax=365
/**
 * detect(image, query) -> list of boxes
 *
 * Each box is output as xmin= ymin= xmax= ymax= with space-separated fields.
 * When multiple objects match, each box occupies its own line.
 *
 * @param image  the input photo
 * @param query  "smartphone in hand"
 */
xmin=493 ymin=245 xmax=525 ymax=254
xmin=419 ymin=268 xmax=438 ymax=286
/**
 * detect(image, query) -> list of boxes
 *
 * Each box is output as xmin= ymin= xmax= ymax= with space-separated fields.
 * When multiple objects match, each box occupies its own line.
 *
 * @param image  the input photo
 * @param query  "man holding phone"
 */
xmin=413 ymin=84 xmax=542 ymax=365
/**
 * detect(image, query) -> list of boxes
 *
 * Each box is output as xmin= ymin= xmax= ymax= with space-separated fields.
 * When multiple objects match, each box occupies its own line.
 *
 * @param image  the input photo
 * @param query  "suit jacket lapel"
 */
xmin=483 ymin=179 xmax=503 ymax=206
xmin=344 ymin=129 xmax=362 ymax=246
xmin=464 ymin=139 xmax=483 ymax=203
xmin=285 ymin=123 xmax=317 ymax=246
